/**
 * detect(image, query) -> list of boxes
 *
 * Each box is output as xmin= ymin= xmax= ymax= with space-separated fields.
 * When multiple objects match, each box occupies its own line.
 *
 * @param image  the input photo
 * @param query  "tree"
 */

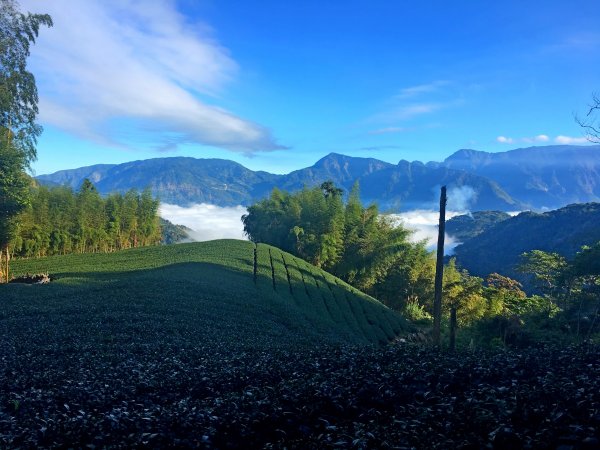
xmin=443 ymin=259 xmax=486 ymax=350
xmin=242 ymin=181 xmax=420 ymax=303
xmin=0 ymin=140 xmax=29 ymax=281
xmin=0 ymin=0 xmax=52 ymax=281
xmin=1 ymin=0 xmax=52 ymax=162
xmin=576 ymin=93 xmax=600 ymax=143
xmin=517 ymin=250 xmax=568 ymax=315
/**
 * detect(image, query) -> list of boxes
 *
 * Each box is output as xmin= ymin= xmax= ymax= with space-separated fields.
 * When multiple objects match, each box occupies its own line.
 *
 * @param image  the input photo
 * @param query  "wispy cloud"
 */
xmin=22 ymin=0 xmax=284 ymax=153
xmin=546 ymin=32 xmax=600 ymax=54
xmin=497 ymin=134 xmax=586 ymax=145
xmin=371 ymin=103 xmax=446 ymax=125
xmin=359 ymin=145 xmax=406 ymax=151
xmin=368 ymin=126 xmax=408 ymax=135
xmin=395 ymin=80 xmax=450 ymax=99
xmin=368 ymin=80 xmax=461 ymax=127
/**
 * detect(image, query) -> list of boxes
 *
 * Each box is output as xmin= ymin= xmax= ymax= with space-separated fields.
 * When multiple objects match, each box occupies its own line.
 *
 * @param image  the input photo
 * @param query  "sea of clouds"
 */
xmin=159 ymin=203 xmax=248 ymax=242
xmin=160 ymin=202 xmax=469 ymax=255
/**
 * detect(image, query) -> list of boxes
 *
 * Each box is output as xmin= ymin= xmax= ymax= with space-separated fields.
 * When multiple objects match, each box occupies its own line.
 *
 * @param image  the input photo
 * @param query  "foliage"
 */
xmin=8 ymin=180 xmax=161 ymax=258
xmin=453 ymin=203 xmax=600 ymax=285
xmin=2 ymin=240 xmax=599 ymax=448
xmin=0 ymin=0 xmax=52 ymax=163
xmin=442 ymin=258 xmax=486 ymax=327
xmin=0 ymin=0 xmax=51 ymax=281
xmin=243 ymin=181 xmax=434 ymax=311
xmin=517 ymin=250 xmax=568 ymax=295
xmin=445 ymin=210 xmax=511 ymax=242
xmin=159 ymin=217 xmax=191 ymax=244
xmin=0 ymin=140 xmax=30 ymax=281
xmin=7 ymin=239 xmax=409 ymax=347
xmin=402 ymin=297 xmax=432 ymax=324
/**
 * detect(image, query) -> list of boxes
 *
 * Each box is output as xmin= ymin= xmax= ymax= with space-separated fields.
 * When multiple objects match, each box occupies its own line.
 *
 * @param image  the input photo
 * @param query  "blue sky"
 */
xmin=22 ymin=0 xmax=600 ymax=175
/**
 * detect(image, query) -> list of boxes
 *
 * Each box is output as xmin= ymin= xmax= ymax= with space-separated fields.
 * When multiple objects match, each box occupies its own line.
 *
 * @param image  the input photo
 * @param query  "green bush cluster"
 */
xmin=9 ymin=179 xmax=161 ymax=257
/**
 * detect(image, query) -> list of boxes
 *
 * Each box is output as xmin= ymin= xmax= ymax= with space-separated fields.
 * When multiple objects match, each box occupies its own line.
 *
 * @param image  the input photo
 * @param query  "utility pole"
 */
xmin=433 ymin=186 xmax=447 ymax=347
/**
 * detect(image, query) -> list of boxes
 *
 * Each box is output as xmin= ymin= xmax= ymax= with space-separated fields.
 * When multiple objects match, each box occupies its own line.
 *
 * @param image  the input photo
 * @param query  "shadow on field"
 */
xmin=49 ymin=261 xmax=254 ymax=285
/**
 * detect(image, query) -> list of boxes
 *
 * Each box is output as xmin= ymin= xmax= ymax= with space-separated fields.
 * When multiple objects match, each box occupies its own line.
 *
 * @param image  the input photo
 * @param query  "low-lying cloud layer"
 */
xmin=22 ymin=0 xmax=283 ymax=153
xmin=388 ymin=210 xmax=464 ymax=255
xmin=160 ymin=203 xmax=247 ymax=242
xmin=161 ymin=203 xmax=466 ymax=255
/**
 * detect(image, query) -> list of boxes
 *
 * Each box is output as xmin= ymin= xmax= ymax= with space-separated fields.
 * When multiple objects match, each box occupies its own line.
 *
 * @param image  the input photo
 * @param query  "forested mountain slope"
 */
xmin=446 ymin=211 xmax=511 ymax=242
xmin=452 ymin=203 xmax=600 ymax=279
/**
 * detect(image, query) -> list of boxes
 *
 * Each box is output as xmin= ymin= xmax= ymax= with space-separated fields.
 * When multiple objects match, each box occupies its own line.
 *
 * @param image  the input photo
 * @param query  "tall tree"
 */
xmin=0 ymin=141 xmax=29 ymax=281
xmin=0 ymin=0 xmax=51 ymax=281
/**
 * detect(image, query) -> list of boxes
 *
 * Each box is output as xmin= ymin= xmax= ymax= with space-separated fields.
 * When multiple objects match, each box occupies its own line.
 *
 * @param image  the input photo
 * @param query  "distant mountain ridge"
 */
xmin=37 ymin=145 xmax=600 ymax=211
xmin=443 ymin=145 xmax=600 ymax=209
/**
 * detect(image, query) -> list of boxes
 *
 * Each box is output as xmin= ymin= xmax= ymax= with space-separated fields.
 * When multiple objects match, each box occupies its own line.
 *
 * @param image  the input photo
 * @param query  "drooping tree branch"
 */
xmin=576 ymin=92 xmax=600 ymax=143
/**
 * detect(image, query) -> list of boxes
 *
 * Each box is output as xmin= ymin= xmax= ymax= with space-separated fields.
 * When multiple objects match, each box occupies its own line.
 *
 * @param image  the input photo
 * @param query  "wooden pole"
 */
xmin=432 ymin=186 xmax=447 ymax=347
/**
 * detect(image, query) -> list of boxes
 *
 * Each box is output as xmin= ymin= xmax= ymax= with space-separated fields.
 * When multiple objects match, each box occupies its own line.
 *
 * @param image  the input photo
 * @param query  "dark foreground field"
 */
xmin=1 ymin=242 xmax=599 ymax=448
xmin=1 ymin=341 xmax=599 ymax=449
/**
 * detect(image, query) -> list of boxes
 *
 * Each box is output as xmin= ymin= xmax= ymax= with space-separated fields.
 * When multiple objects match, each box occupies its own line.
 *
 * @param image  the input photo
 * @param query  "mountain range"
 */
xmin=37 ymin=144 xmax=600 ymax=211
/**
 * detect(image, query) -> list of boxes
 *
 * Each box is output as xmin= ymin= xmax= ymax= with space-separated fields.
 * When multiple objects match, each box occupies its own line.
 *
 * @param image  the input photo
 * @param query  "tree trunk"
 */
xmin=6 ymin=245 xmax=10 ymax=283
xmin=1 ymin=244 xmax=9 ymax=284
xmin=449 ymin=306 xmax=457 ymax=352
xmin=432 ymin=186 xmax=447 ymax=347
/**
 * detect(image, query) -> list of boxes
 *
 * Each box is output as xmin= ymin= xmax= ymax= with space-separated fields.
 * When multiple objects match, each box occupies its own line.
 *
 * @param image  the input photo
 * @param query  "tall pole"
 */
xmin=433 ymin=186 xmax=447 ymax=347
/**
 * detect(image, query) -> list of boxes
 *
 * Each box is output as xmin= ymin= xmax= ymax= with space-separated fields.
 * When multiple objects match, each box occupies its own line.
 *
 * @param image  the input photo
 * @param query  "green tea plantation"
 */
xmin=1 ymin=240 xmax=599 ymax=448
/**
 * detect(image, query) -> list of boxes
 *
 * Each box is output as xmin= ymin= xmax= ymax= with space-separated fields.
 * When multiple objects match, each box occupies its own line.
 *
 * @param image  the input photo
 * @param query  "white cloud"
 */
xmin=395 ymin=80 xmax=450 ymax=99
xmin=447 ymin=185 xmax=477 ymax=211
xmin=535 ymin=134 xmax=550 ymax=142
xmin=496 ymin=136 xmax=514 ymax=144
xmin=386 ymin=103 xmax=443 ymax=121
xmin=554 ymin=135 xmax=589 ymax=145
xmin=21 ymin=0 xmax=283 ymax=153
xmin=387 ymin=209 xmax=464 ymax=255
xmin=368 ymin=126 xmax=407 ymax=135
xmin=160 ymin=203 xmax=247 ymax=241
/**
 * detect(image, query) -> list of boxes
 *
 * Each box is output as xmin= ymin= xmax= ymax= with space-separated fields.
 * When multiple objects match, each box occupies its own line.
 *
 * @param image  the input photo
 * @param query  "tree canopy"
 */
xmin=1 ymin=0 xmax=52 ymax=163
xmin=0 ymin=0 xmax=51 ymax=281
xmin=242 ymin=181 xmax=434 ymax=310
xmin=9 ymin=181 xmax=161 ymax=258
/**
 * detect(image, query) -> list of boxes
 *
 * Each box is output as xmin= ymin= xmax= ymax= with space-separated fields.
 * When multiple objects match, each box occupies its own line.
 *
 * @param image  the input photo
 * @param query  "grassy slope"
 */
xmin=4 ymin=239 xmax=409 ymax=347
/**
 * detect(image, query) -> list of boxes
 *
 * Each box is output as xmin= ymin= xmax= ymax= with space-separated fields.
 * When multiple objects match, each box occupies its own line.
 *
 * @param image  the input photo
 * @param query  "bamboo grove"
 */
xmin=7 ymin=179 xmax=161 ymax=259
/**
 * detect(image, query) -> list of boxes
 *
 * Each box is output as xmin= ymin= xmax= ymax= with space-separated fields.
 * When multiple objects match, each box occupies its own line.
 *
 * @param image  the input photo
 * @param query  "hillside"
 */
xmin=446 ymin=211 xmax=511 ymax=242
xmin=6 ymin=240 xmax=409 ymax=346
xmin=159 ymin=217 xmax=192 ymax=244
xmin=3 ymin=243 xmax=600 ymax=448
xmin=452 ymin=203 xmax=600 ymax=280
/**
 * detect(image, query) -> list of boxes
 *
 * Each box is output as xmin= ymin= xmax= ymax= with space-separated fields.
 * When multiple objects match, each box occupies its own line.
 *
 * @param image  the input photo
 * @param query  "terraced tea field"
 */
xmin=2 ymin=240 xmax=599 ymax=448
xmin=4 ymin=240 xmax=408 ymax=346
